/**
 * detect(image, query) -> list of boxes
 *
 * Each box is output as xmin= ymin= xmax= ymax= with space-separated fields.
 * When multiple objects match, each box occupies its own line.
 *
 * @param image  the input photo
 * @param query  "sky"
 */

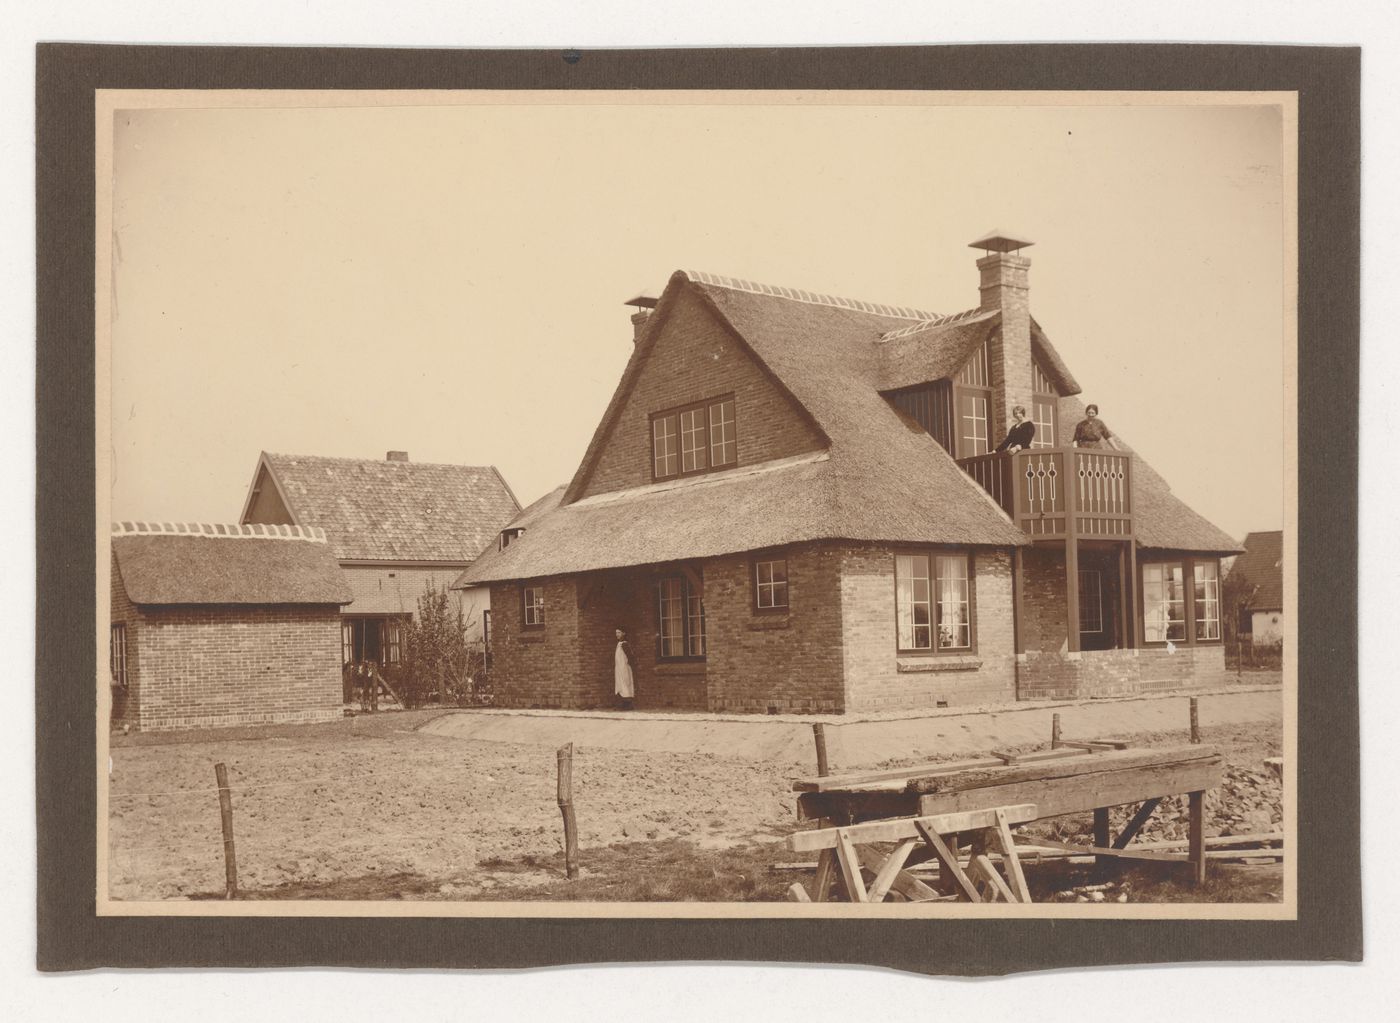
xmin=107 ymin=94 xmax=1286 ymax=541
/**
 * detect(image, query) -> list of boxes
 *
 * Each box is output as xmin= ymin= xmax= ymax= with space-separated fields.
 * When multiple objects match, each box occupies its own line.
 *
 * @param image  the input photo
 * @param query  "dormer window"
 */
xmin=954 ymin=343 xmax=991 ymax=457
xmin=499 ymin=526 xmax=526 ymax=551
xmin=651 ymin=395 xmax=737 ymax=481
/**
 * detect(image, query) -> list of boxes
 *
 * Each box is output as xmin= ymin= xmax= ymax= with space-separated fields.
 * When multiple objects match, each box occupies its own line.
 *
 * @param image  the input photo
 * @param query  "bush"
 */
xmin=396 ymin=582 xmax=495 ymax=709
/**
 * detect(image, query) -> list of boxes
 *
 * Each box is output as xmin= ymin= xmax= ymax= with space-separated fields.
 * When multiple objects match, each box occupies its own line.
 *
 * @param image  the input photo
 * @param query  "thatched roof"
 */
xmin=252 ymin=453 xmax=520 ymax=562
xmin=463 ymin=269 xmax=1238 ymax=584
xmin=1227 ymin=530 xmax=1283 ymax=609
xmin=111 ymin=522 xmax=352 ymax=606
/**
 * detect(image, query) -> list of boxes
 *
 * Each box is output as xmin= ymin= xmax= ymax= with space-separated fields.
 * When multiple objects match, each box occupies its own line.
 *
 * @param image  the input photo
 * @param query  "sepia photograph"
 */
xmin=96 ymin=89 xmax=1295 ymax=918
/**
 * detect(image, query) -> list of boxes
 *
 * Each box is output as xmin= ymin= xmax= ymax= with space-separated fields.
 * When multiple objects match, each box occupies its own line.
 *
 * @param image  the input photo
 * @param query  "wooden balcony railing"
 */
xmin=957 ymin=446 xmax=1133 ymax=540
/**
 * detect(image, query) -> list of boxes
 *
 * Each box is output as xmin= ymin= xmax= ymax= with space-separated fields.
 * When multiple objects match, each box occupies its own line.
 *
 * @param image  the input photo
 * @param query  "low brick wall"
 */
xmin=1018 ymin=644 xmax=1228 ymax=700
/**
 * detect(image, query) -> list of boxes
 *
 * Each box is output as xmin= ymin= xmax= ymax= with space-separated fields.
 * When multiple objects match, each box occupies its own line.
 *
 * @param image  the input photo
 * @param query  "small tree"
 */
xmin=398 ymin=582 xmax=494 ymax=708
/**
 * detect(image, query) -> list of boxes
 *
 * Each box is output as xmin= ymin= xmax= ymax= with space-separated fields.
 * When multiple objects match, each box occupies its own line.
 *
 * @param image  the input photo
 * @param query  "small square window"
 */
xmin=754 ymin=558 xmax=789 ymax=610
xmin=523 ymin=585 xmax=546 ymax=627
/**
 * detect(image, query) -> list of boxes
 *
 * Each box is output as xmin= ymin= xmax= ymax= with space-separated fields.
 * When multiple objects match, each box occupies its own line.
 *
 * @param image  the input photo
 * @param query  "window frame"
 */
xmin=657 ymin=573 xmax=706 ymax=661
xmin=650 ymin=394 xmax=737 ymax=482
xmin=1139 ymin=555 xmax=1223 ymax=647
xmin=1031 ymin=357 xmax=1059 ymax=449
xmin=1193 ymin=559 xmax=1222 ymax=643
xmin=894 ymin=549 xmax=978 ymax=655
xmin=1078 ymin=569 xmax=1103 ymax=634
xmin=752 ymin=554 xmax=790 ymax=614
xmin=522 ymin=584 xmax=546 ymax=629
xmin=110 ymin=623 xmax=128 ymax=687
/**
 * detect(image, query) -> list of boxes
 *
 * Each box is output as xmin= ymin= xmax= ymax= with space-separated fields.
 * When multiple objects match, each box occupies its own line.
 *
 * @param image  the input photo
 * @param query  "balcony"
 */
xmin=957 ymin=447 xmax=1133 ymax=541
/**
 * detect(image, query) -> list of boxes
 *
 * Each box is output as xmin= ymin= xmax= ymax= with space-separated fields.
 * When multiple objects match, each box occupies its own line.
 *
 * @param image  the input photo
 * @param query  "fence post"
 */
xmin=214 ymin=762 xmax=238 ymax=899
xmin=812 ymin=723 xmax=830 ymax=777
xmin=556 ymin=743 xmax=579 ymax=880
xmin=1051 ymin=713 xmax=1062 ymax=749
xmin=1189 ymin=697 xmax=1201 ymax=744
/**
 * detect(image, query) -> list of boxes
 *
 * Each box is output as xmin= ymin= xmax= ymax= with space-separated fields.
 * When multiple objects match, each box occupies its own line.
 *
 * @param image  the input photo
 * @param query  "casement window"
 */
xmin=110 ymin=624 xmax=128 ymax=687
xmin=954 ymin=344 xmax=991 ymax=457
xmin=1031 ymin=359 xmax=1059 ymax=449
xmin=754 ymin=557 xmax=789 ymax=611
xmin=523 ymin=585 xmax=546 ymax=628
xmin=1142 ymin=562 xmax=1187 ymax=643
xmin=482 ymin=609 xmax=492 ymax=656
xmin=385 ymin=620 xmax=403 ymax=664
xmin=1194 ymin=561 xmax=1221 ymax=641
xmin=895 ymin=552 xmax=974 ymax=652
xmin=1078 ymin=570 xmax=1103 ymax=634
xmin=1142 ymin=558 xmax=1223 ymax=645
xmin=651 ymin=395 xmax=737 ymax=481
xmin=658 ymin=575 xmax=706 ymax=659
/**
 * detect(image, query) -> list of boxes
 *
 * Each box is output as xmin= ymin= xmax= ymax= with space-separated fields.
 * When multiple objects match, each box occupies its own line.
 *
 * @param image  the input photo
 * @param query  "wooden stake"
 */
xmin=1187 ymin=790 xmax=1207 ymax=885
xmin=812 ymin=723 xmax=830 ymax=778
xmin=1051 ymin=713 xmax=1062 ymax=749
xmin=1190 ymin=697 xmax=1201 ymax=744
xmin=556 ymin=743 xmax=579 ymax=880
xmin=214 ymin=762 xmax=237 ymax=899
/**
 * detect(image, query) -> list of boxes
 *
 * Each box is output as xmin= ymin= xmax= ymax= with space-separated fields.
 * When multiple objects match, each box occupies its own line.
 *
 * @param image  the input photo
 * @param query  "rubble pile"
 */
xmin=1050 ymin=880 xmax=1131 ymax=903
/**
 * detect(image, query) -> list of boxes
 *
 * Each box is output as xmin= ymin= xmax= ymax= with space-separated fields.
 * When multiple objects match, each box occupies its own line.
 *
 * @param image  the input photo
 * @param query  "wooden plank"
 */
xmin=1056 ymin=740 xmax=1119 ymax=752
xmin=913 ymin=821 xmax=981 ymax=903
xmin=789 ymin=803 xmax=1039 ymax=853
xmin=907 ymin=745 xmax=1220 ymax=796
xmin=796 ymin=790 xmax=917 ymax=824
xmin=810 ymin=849 xmax=836 ymax=903
xmin=865 ymin=838 xmax=918 ymax=903
xmin=1084 ymin=738 xmax=1133 ymax=750
xmin=792 ymin=748 xmax=1091 ymax=793
xmin=786 ymin=882 xmax=811 ymax=902
xmin=917 ymin=757 xmax=1222 ymax=821
xmin=1112 ymin=797 xmax=1162 ymax=849
xmin=970 ymin=854 xmax=1018 ymax=902
xmin=856 ymin=845 xmax=940 ymax=903
xmin=992 ymin=809 xmax=1032 ymax=903
xmin=1016 ymin=837 xmax=1192 ymax=864
xmin=834 ymin=828 xmax=868 ymax=903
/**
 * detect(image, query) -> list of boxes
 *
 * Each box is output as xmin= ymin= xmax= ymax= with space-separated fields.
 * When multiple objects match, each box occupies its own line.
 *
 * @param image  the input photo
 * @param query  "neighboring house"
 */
xmin=1228 ymin=530 xmax=1284 ymax=644
xmin=109 ymin=522 xmax=351 ymax=731
xmin=458 ymin=233 xmax=1242 ymax=714
xmin=239 ymin=451 xmax=520 ymax=672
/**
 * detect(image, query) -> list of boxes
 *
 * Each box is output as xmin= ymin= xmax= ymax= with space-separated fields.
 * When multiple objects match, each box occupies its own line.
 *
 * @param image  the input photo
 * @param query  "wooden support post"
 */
xmin=991 ymin=808 xmax=1032 ymax=903
xmin=1065 ymin=539 xmax=1082 ymax=653
xmin=1187 ymin=790 xmax=1207 ymax=885
xmin=1051 ymin=713 xmax=1062 ymax=749
xmin=834 ymin=828 xmax=869 ymax=903
xmin=1013 ymin=546 xmax=1026 ymax=656
xmin=1118 ymin=542 xmax=1131 ymax=650
xmin=556 ymin=743 xmax=579 ymax=880
xmin=1093 ymin=807 xmax=1111 ymax=866
xmin=913 ymin=822 xmax=980 ymax=902
xmin=1112 ymin=797 xmax=1162 ymax=849
xmin=1190 ymin=698 xmax=1201 ymax=744
xmin=811 ymin=849 xmax=836 ymax=903
xmin=812 ymin=723 xmax=829 ymax=778
xmin=1129 ymin=541 xmax=1142 ymax=648
xmin=214 ymin=762 xmax=237 ymax=900
xmin=866 ymin=838 xmax=919 ymax=903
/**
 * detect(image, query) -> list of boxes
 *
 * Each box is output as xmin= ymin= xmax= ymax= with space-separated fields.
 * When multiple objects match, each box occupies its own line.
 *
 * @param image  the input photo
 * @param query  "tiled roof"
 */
xmin=1228 ymin=530 xmax=1284 ymax=609
xmin=465 ymin=269 xmax=1238 ymax=584
xmin=258 ymin=453 xmax=520 ymax=562
xmin=111 ymin=522 xmax=351 ymax=605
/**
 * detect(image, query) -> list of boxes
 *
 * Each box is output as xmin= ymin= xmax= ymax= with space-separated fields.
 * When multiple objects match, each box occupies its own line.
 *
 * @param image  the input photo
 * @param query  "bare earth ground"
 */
xmin=107 ymin=707 xmax=1282 ymax=902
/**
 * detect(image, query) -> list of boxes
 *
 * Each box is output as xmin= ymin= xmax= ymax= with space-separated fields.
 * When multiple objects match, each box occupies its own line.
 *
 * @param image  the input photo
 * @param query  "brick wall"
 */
xmin=1019 ymin=645 xmax=1228 ymax=700
xmin=839 ymin=545 xmax=1019 ymax=712
xmin=131 ymin=604 xmax=344 ymax=731
xmin=110 ymin=553 xmax=142 ymax=728
xmin=577 ymin=285 xmax=825 ymax=499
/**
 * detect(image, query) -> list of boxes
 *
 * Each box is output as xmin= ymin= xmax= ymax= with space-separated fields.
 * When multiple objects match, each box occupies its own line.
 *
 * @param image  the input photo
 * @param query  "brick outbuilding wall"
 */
xmin=110 ymin=555 xmax=142 ymax=728
xmin=577 ymin=286 xmax=825 ymax=499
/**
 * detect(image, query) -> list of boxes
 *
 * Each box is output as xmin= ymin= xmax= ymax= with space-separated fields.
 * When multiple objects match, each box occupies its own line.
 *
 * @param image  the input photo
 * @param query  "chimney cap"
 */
xmin=623 ymin=292 xmax=659 ymax=310
xmin=386 ymin=451 xmax=409 ymax=462
xmin=969 ymin=230 xmax=1035 ymax=254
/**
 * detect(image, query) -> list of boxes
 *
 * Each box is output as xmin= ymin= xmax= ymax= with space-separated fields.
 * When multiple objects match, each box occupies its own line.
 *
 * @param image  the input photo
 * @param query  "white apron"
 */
xmin=614 ymin=642 xmax=636 ymax=698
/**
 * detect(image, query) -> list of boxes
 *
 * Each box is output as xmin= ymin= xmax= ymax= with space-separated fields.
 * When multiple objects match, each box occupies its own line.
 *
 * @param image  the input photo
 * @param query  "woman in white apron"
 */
xmin=614 ymin=627 xmax=637 ymax=710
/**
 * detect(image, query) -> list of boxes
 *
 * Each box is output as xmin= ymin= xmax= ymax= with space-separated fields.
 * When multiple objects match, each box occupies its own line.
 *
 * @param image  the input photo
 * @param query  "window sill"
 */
xmin=897 ymin=657 xmax=982 ymax=674
xmin=655 ymin=661 xmax=706 ymax=676
xmin=747 ymin=615 xmax=791 ymax=631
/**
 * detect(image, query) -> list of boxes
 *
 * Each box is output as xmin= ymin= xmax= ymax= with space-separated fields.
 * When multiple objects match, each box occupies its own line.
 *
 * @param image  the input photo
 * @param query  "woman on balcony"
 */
xmin=995 ymin=404 xmax=1036 ymax=453
xmin=1072 ymin=404 xmax=1121 ymax=450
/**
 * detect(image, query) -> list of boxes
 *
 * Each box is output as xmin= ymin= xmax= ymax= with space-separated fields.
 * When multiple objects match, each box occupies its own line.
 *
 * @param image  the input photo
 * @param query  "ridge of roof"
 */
xmin=683 ymin=269 xmax=941 ymax=322
xmin=264 ymin=451 xmax=501 ymax=472
xmin=112 ymin=521 xmax=328 ymax=542
xmin=878 ymin=306 xmax=995 ymax=341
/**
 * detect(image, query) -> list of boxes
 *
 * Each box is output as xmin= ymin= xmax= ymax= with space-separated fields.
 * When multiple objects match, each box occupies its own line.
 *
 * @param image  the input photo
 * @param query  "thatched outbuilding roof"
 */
xmin=111 ymin=522 xmax=352 ymax=606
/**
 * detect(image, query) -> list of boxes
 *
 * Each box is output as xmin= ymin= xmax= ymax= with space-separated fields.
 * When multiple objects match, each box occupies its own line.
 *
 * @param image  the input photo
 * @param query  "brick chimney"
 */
xmin=971 ymin=230 xmax=1036 ymax=439
xmin=623 ymin=292 xmax=658 ymax=344
xmin=386 ymin=451 xmax=409 ymax=462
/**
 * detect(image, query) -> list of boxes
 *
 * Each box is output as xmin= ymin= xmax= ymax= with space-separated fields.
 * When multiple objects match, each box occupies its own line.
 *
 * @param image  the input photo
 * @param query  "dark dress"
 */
xmin=1073 ymin=417 xmax=1113 ymax=449
xmin=995 ymin=419 xmax=1036 ymax=453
